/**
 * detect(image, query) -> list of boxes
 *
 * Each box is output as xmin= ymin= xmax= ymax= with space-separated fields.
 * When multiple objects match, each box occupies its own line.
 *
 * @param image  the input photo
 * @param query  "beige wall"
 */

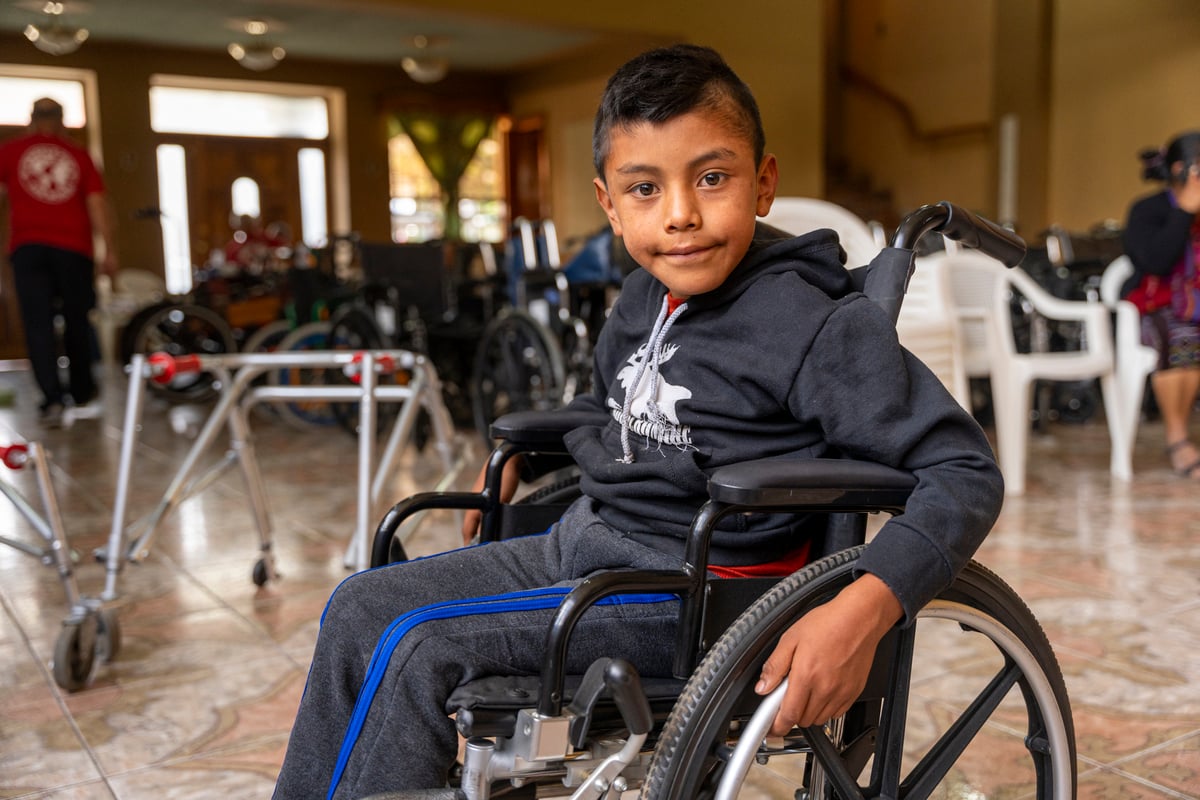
xmin=1047 ymin=0 xmax=1200 ymax=230
xmin=834 ymin=0 xmax=997 ymax=225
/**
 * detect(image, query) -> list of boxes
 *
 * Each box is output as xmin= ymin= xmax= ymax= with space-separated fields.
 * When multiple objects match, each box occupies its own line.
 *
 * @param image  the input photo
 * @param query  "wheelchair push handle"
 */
xmin=891 ymin=201 xmax=1026 ymax=267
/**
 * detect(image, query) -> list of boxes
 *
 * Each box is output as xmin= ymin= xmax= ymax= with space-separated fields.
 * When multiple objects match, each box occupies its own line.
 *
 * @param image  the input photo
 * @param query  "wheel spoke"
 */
xmin=900 ymin=658 xmax=1022 ymax=797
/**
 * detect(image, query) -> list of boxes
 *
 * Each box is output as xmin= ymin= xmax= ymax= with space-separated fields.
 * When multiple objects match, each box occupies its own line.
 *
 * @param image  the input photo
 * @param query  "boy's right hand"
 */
xmin=754 ymin=573 xmax=902 ymax=734
xmin=460 ymin=457 xmax=525 ymax=544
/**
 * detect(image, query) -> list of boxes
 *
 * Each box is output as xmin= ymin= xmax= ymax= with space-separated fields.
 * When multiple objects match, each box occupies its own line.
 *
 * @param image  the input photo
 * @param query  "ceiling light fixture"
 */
xmin=402 ymin=35 xmax=449 ymax=84
xmin=228 ymin=18 xmax=286 ymax=71
xmin=24 ymin=1 xmax=89 ymax=56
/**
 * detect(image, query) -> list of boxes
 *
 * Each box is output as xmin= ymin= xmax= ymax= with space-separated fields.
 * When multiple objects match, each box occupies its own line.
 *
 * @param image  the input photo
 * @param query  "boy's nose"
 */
xmin=664 ymin=191 xmax=701 ymax=232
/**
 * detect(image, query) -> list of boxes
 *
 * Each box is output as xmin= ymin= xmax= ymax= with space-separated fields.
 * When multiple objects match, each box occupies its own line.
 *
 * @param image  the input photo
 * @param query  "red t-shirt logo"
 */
xmin=18 ymin=143 xmax=81 ymax=205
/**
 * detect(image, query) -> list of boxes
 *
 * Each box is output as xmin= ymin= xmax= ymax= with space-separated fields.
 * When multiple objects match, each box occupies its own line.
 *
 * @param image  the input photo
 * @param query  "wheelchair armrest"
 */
xmin=707 ymin=457 xmax=916 ymax=513
xmin=490 ymin=409 xmax=608 ymax=449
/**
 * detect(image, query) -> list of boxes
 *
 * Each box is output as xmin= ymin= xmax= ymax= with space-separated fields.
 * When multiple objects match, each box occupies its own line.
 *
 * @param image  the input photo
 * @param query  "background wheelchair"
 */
xmin=368 ymin=203 xmax=1075 ymax=799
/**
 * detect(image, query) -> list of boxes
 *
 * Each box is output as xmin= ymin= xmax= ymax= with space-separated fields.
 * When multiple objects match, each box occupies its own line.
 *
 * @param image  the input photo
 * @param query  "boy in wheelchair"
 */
xmin=275 ymin=44 xmax=1003 ymax=798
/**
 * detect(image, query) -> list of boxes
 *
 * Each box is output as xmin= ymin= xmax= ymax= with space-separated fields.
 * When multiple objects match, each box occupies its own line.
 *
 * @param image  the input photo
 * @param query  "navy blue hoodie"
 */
xmin=563 ymin=223 xmax=1004 ymax=622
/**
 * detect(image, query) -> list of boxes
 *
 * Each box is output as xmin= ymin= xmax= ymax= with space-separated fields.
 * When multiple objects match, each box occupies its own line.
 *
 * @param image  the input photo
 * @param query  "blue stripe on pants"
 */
xmin=327 ymin=587 xmax=678 ymax=798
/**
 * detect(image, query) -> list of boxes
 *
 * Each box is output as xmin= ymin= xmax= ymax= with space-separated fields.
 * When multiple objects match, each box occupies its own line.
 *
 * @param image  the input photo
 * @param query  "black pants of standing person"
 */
xmin=10 ymin=244 xmax=97 ymax=410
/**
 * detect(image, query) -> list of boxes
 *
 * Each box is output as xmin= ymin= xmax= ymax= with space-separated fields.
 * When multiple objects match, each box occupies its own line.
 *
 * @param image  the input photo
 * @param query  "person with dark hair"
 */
xmin=1122 ymin=131 xmax=1200 ymax=478
xmin=0 ymin=97 xmax=117 ymax=427
xmin=274 ymin=44 xmax=1002 ymax=798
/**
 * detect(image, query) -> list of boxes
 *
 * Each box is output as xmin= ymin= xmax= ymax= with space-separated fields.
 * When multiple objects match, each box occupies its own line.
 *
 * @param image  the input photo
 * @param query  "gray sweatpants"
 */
xmin=274 ymin=498 xmax=683 ymax=799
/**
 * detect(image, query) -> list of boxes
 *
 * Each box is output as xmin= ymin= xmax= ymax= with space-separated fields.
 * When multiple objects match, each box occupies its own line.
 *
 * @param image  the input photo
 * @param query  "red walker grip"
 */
xmin=148 ymin=352 xmax=202 ymax=384
xmin=345 ymin=352 xmax=396 ymax=384
xmin=1 ymin=443 xmax=29 ymax=470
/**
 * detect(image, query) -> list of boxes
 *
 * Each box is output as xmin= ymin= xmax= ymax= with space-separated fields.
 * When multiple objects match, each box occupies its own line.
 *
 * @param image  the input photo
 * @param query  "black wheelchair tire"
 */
xmin=513 ymin=474 xmax=582 ymax=508
xmin=470 ymin=309 xmax=566 ymax=448
xmin=641 ymin=547 xmax=1076 ymax=799
xmin=124 ymin=302 xmax=237 ymax=403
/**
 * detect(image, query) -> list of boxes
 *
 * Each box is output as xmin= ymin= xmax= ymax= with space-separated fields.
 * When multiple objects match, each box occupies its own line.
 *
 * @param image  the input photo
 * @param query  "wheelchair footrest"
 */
xmin=449 ymin=673 xmax=684 ymax=740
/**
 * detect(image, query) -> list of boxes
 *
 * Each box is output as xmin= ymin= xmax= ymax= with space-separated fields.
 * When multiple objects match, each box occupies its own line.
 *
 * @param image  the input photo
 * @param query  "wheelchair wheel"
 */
xmin=326 ymin=304 xmax=404 ymax=438
xmin=269 ymin=321 xmax=339 ymax=428
xmin=642 ymin=547 xmax=1075 ymax=799
xmin=124 ymin=302 xmax=237 ymax=403
xmin=470 ymin=309 xmax=566 ymax=446
xmin=241 ymin=318 xmax=293 ymax=354
xmin=515 ymin=474 xmax=582 ymax=507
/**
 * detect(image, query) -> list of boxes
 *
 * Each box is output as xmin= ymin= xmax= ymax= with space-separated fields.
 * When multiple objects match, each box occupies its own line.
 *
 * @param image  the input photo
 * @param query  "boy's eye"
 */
xmin=632 ymin=182 xmax=656 ymax=197
xmin=701 ymin=172 xmax=725 ymax=187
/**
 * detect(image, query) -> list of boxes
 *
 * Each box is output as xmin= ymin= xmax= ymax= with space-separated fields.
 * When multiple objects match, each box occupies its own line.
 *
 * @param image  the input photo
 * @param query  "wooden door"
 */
xmin=164 ymin=135 xmax=318 ymax=266
xmin=506 ymin=117 xmax=548 ymax=223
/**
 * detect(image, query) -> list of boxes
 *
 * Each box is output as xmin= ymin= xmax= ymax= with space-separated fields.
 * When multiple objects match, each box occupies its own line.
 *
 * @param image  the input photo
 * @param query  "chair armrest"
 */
xmin=490 ymin=409 xmax=609 ymax=448
xmin=1006 ymin=267 xmax=1105 ymax=322
xmin=707 ymin=457 xmax=916 ymax=512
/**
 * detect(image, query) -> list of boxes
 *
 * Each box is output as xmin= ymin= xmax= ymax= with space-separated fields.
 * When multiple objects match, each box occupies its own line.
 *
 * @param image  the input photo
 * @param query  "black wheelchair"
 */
xmin=368 ymin=203 xmax=1075 ymax=799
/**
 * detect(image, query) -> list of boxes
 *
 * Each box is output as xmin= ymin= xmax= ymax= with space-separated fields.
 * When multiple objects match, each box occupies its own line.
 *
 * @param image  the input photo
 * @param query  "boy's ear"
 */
xmin=594 ymin=177 xmax=623 ymax=235
xmin=755 ymin=154 xmax=780 ymax=218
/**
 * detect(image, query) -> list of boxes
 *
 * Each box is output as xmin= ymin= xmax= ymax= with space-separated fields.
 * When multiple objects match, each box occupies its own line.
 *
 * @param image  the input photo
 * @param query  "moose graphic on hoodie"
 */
xmin=608 ymin=338 xmax=694 ymax=457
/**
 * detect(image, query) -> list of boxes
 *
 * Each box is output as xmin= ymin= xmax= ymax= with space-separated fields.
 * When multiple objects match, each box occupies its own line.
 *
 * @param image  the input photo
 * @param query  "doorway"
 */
xmin=162 ymin=134 xmax=326 ymax=271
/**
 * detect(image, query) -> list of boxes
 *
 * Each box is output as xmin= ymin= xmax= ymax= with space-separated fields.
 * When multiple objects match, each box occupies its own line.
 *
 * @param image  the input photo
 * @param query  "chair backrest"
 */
xmin=935 ymin=250 xmax=1009 ymax=380
xmin=1099 ymin=255 xmax=1133 ymax=308
xmin=762 ymin=197 xmax=881 ymax=269
xmin=897 ymin=254 xmax=970 ymax=408
xmin=359 ymin=241 xmax=449 ymax=318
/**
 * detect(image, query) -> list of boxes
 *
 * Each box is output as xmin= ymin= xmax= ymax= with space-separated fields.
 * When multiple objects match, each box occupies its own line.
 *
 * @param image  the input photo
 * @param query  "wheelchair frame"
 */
xmin=367 ymin=203 xmax=1075 ymax=799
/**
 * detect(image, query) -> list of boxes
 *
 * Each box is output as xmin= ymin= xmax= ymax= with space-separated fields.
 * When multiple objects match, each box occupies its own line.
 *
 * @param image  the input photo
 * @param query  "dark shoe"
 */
xmin=1166 ymin=440 xmax=1200 ymax=479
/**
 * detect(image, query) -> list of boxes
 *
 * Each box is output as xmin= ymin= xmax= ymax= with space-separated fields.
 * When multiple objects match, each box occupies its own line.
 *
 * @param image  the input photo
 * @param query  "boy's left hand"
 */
xmin=754 ymin=573 xmax=903 ymax=736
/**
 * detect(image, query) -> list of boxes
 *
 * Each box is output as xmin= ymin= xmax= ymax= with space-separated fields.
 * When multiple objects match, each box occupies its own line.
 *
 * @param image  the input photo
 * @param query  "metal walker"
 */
xmin=100 ymin=349 xmax=464 ymax=594
xmin=1 ymin=441 xmax=120 ymax=691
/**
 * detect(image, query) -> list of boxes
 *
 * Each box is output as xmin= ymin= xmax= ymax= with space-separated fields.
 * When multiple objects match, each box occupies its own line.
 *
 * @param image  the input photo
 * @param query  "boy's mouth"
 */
xmin=662 ymin=244 xmax=713 ymax=258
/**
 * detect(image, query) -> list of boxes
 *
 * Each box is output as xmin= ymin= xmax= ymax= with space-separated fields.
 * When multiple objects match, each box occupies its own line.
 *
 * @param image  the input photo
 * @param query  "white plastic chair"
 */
xmin=762 ymin=197 xmax=881 ymax=269
xmin=763 ymin=198 xmax=969 ymax=409
xmin=93 ymin=269 xmax=167 ymax=368
xmin=1099 ymin=255 xmax=1158 ymax=473
xmin=899 ymin=253 xmax=972 ymax=411
xmin=944 ymin=250 xmax=1127 ymax=494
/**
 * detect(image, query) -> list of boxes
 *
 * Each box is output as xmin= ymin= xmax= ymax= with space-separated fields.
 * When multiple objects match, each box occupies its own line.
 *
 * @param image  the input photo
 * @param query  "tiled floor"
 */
xmin=1 ymin=362 xmax=1199 ymax=798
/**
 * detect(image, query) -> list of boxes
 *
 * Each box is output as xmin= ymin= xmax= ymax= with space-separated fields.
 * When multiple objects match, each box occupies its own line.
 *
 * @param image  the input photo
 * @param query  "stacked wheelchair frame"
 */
xmin=369 ymin=203 xmax=1076 ymax=799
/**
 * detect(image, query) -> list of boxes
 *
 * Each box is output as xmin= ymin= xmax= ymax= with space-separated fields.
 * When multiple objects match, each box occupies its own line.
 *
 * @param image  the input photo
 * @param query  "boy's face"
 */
xmin=594 ymin=106 xmax=778 ymax=299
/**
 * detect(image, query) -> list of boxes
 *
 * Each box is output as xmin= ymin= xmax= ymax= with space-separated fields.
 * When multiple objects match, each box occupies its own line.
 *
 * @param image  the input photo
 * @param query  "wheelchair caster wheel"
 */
xmin=52 ymin=615 xmax=98 ymax=692
xmin=252 ymin=558 xmax=270 ymax=587
xmin=96 ymin=609 xmax=121 ymax=664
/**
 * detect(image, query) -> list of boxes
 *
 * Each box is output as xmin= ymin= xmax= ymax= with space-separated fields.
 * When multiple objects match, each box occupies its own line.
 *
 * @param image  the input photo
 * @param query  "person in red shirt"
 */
xmin=0 ymin=98 xmax=117 ymax=427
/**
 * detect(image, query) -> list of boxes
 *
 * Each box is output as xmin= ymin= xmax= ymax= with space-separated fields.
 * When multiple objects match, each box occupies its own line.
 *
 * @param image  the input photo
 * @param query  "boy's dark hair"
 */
xmin=592 ymin=44 xmax=766 ymax=179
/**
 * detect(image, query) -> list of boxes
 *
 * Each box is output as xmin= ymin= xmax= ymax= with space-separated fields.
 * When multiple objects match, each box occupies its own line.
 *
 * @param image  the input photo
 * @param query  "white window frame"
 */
xmin=0 ymin=64 xmax=102 ymax=167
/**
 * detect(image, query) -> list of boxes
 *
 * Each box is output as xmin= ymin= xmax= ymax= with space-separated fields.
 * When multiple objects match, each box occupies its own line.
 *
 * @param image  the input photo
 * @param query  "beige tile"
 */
xmin=1078 ymin=766 xmax=1200 ymax=799
xmin=106 ymin=735 xmax=287 ymax=799
xmin=8 ymin=780 xmax=119 ymax=799
xmin=0 ymin=695 xmax=104 ymax=795
xmin=64 ymin=653 xmax=304 ymax=775
xmin=1113 ymin=733 xmax=1200 ymax=798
